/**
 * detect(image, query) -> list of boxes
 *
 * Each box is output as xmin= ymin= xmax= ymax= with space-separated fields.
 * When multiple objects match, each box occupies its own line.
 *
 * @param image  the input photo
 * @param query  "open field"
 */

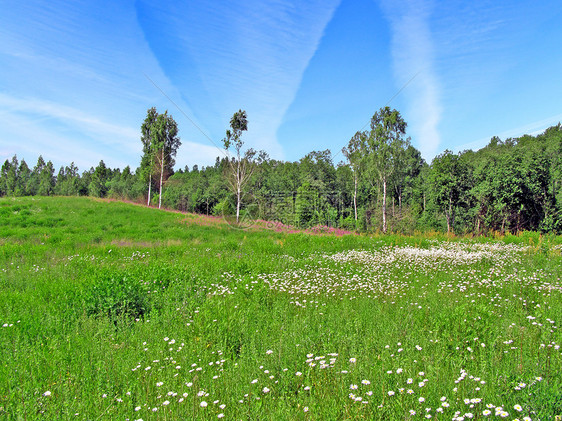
xmin=1 ymin=196 xmax=561 ymax=420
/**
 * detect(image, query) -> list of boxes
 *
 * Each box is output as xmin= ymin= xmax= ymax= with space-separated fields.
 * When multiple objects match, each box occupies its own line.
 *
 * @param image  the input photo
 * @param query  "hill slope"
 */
xmin=0 ymin=196 xmax=561 ymax=419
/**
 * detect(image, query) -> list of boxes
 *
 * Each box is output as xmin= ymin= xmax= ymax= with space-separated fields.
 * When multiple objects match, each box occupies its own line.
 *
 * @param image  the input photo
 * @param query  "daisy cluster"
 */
xmin=210 ymin=242 xmax=549 ymax=308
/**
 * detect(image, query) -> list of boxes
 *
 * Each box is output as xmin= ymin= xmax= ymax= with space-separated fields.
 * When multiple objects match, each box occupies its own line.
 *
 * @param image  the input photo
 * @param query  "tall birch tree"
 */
xmin=342 ymin=131 xmax=366 ymax=223
xmin=366 ymin=107 xmax=407 ymax=233
xmin=140 ymin=108 xmax=181 ymax=208
xmin=222 ymin=110 xmax=256 ymax=224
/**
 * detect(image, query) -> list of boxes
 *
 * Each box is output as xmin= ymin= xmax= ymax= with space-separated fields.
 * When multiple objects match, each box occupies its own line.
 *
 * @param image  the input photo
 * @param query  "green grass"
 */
xmin=0 ymin=196 xmax=561 ymax=420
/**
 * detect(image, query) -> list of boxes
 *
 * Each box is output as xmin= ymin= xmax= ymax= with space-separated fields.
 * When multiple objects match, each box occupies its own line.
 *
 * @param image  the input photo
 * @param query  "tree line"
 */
xmin=2 ymin=106 xmax=561 ymax=234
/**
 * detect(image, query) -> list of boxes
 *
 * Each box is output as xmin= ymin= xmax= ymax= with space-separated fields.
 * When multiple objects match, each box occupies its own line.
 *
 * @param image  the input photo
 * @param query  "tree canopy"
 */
xmin=3 ymin=109 xmax=562 ymax=235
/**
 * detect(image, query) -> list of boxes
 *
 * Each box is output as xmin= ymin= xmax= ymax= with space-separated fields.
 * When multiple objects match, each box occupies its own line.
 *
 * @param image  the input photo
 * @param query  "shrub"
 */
xmin=84 ymin=273 xmax=150 ymax=320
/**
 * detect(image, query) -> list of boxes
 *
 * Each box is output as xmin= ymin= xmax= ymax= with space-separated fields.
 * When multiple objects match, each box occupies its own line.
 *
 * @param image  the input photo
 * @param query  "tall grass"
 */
xmin=0 ymin=196 xmax=560 ymax=419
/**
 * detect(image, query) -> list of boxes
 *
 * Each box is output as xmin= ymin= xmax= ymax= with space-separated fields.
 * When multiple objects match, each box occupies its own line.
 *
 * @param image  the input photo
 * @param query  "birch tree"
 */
xmin=366 ymin=107 xmax=407 ymax=233
xmin=342 ymin=131 xmax=366 ymax=223
xmin=222 ymin=110 xmax=256 ymax=224
xmin=140 ymin=108 xmax=158 ymax=206
xmin=140 ymin=108 xmax=181 ymax=208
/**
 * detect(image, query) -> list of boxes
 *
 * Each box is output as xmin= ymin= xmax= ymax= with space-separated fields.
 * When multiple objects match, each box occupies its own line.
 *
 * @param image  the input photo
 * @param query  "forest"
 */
xmin=2 ymin=106 xmax=561 ymax=235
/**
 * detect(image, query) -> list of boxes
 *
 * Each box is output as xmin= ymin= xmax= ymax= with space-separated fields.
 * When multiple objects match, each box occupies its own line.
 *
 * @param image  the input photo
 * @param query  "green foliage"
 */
xmin=2 ymin=115 xmax=562 ymax=235
xmin=427 ymin=150 xmax=471 ymax=233
xmin=139 ymin=107 xmax=182 ymax=207
xmin=84 ymin=272 xmax=150 ymax=320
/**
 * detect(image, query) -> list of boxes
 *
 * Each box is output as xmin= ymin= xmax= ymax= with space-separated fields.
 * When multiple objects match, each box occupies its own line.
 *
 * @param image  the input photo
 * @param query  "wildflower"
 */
xmin=349 ymin=358 xmax=357 ymax=363
xmin=304 ymin=407 xmax=309 ymax=412
xmin=362 ymin=380 xmax=371 ymax=385
xmin=162 ymin=400 xmax=170 ymax=406
xmin=43 ymin=391 xmax=51 ymax=397
xmin=200 ymin=401 xmax=208 ymax=408
xmin=350 ymin=384 xmax=358 ymax=390
xmin=266 ymin=350 xmax=273 ymax=355
xmin=388 ymin=391 xmax=395 ymax=396
xmin=262 ymin=387 xmax=270 ymax=393
xmin=218 ymin=414 xmax=225 ymax=418
xmin=419 ymin=397 xmax=425 ymax=403
xmin=135 ymin=406 xmax=141 ymax=411
xmin=514 ymin=404 xmax=522 ymax=412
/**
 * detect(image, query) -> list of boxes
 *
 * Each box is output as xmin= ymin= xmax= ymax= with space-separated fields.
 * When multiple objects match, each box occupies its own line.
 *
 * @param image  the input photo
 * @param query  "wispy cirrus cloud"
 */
xmin=0 ymin=94 xmax=138 ymax=145
xmin=0 ymin=0 xmax=213 ymax=169
xmin=379 ymin=0 xmax=441 ymax=160
xmin=136 ymin=0 xmax=341 ymax=158
xmin=0 ymin=93 xmax=224 ymax=170
xmin=455 ymin=113 xmax=562 ymax=153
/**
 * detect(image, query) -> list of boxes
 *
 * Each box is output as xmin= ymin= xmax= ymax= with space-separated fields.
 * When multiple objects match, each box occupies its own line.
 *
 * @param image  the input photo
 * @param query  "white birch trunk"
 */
xmin=147 ymin=178 xmax=151 ymax=206
xmin=353 ymin=172 xmax=358 ymax=221
xmin=382 ymin=176 xmax=387 ymax=233
xmin=158 ymin=148 xmax=164 ymax=209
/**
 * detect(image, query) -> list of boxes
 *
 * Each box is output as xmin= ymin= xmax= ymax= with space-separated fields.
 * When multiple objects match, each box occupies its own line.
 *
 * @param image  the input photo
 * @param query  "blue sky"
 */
xmin=1 ymin=0 xmax=561 ymax=172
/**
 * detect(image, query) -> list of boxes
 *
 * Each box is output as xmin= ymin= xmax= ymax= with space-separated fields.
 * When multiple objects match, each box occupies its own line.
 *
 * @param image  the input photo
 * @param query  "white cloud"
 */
xmin=456 ymin=113 xmax=562 ymax=153
xmin=0 ymin=112 xmax=124 ymax=170
xmin=0 ymin=94 xmax=138 ymax=146
xmin=379 ymin=0 xmax=442 ymax=160
xmin=174 ymin=141 xmax=226 ymax=170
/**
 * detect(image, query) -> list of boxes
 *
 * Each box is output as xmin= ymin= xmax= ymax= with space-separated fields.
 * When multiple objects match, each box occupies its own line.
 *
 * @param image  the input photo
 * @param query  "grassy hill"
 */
xmin=0 ymin=196 xmax=561 ymax=419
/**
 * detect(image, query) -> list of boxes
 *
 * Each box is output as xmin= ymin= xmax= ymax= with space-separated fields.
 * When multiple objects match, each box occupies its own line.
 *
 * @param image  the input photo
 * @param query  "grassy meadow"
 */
xmin=0 ymin=196 xmax=561 ymax=420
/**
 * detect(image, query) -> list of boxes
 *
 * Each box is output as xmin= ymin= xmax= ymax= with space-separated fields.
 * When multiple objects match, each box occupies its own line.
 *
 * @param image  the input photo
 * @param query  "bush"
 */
xmin=84 ymin=273 xmax=150 ymax=320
